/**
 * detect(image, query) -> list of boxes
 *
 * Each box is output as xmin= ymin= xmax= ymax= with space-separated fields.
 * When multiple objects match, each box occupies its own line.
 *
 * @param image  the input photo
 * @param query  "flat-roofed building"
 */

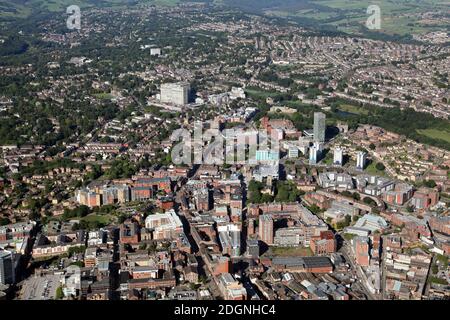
xmin=160 ymin=82 xmax=190 ymax=105
xmin=271 ymin=256 xmax=333 ymax=273
xmin=313 ymin=112 xmax=326 ymax=143
xmin=144 ymin=210 xmax=183 ymax=240
xmin=0 ymin=250 xmax=15 ymax=285
xmin=310 ymin=231 xmax=336 ymax=255
xmin=246 ymin=239 xmax=259 ymax=258
xmin=217 ymin=273 xmax=247 ymax=300
xmin=259 ymin=214 xmax=274 ymax=245
xmin=353 ymin=236 xmax=370 ymax=267
xmin=333 ymin=147 xmax=343 ymax=166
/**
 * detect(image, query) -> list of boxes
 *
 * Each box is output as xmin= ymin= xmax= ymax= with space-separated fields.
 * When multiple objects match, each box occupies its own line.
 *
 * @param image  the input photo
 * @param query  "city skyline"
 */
xmin=0 ymin=0 xmax=448 ymax=307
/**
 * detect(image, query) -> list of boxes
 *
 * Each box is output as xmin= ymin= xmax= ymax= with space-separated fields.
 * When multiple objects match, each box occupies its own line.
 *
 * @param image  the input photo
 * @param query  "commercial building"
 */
xmin=310 ymin=231 xmax=336 ymax=255
xmin=382 ymin=183 xmax=414 ymax=206
xmin=411 ymin=187 xmax=439 ymax=209
xmin=0 ymin=250 xmax=15 ymax=285
xmin=345 ymin=214 xmax=388 ymax=236
xmin=218 ymin=230 xmax=241 ymax=257
xmin=0 ymin=221 xmax=35 ymax=242
xmin=353 ymin=236 xmax=370 ymax=267
xmin=318 ymin=172 xmax=354 ymax=190
xmin=355 ymin=175 xmax=394 ymax=196
xmin=217 ymin=273 xmax=247 ymax=300
xmin=252 ymin=163 xmax=279 ymax=183
xmin=76 ymin=177 xmax=171 ymax=207
xmin=323 ymin=200 xmax=359 ymax=223
xmin=144 ymin=210 xmax=183 ymax=240
xmin=201 ymin=250 xmax=231 ymax=276
xmin=309 ymin=145 xmax=319 ymax=165
xmin=119 ymin=221 xmax=140 ymax=245
xmin=246 ymin=239 xmax=259 ymax=258
xmin=259 ymin=214 xmax=274 ymax=245
xmin=32 ymin=232 xmax=86 ymax=259
xmin=76 ymin=188 xmax=102 ymax=207
xmin=160 ymin=82 xmax=190 ymax=105
xmin=313 ymin=112 xmax=326 ymax=143
xmin=130 ymin=186 xmax=152 ymax=201
xmin=333 ymin=147 xmax=343 ymax=166
xmin=271 ymin=256 xmax=333 ymax=273
xmin=356 ymin=151 xmax=367 ymax=170
xmin=195 ymin=188 xmax=212 ymax=211
xmin=274 ymin=227 xmax=302 ymax=246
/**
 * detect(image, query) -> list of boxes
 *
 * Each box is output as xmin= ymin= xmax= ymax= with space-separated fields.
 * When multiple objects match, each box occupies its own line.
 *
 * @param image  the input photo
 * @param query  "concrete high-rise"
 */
xmin=309 ymin=145 xmax=319 ymax=165
xmin=313 ymin=112 xmax=326 ymax=143
xmin=0 ymin=250 xmax=14 ymax=285
xmin=333 ymin=147 xmax=343 ymax=166
xmin=356 ymin=151 xmax=367 ymax=170
xmin=160 ymin=82 xmax=190 ymax=105
xmin=259 ymin=214 xmax=274 ymax=245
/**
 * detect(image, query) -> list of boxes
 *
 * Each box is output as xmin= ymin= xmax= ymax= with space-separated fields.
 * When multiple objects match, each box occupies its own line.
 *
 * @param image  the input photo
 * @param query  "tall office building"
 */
xmin=356 ymin=151 xmax=367 ymax=170
xmin=259 ymin=214 xmax=274 ymax=245
xmin=309 ymin=145 xmax=319 ymax=165
xmin=0 ymin=250 xmax=14 ymax=285
xmin=160 ymin=82 xmax=190 ymax=105
xmin=333 ymin=147 xmax=343 ymax=166
xmin=313 ymin=112 xmax=326 ymax=143
xmin=313 ymin=141 xmax=323 ymax=152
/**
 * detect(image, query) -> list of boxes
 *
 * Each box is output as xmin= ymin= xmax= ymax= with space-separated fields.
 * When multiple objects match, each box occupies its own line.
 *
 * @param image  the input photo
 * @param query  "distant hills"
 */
xmin=0 ymin=1 xmax=153 ymax=19
xmin=1 ymin=0 xmax=448 ymax=39
xmin=218 ymin=0 xmax=450 ymax=38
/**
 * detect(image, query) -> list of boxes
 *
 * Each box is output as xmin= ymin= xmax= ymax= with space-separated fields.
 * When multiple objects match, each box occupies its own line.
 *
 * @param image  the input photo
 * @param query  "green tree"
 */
xmin=344 ymin=215 xmax=351 ymax=227
xmin=431 ymin=264 xmax=438 ymax=274
xmin=68 ymin=245 xmax=86 ymax=257
xmin=55 ymin=286 xmax=64 ymax=300
xmin=424 ymin=180 xmax=436 ymax=188
xmin=261 ymin=193 xmax=274 ymax=203
xmin=0 ymin=217 xmax=11 ymax=226
xmin=363 ymin=197 xmax=377 ymax=207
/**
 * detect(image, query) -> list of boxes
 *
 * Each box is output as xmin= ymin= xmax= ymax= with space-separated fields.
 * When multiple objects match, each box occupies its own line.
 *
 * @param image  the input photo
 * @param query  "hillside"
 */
xmin=1 ymin=0 xmax=448 ymax=39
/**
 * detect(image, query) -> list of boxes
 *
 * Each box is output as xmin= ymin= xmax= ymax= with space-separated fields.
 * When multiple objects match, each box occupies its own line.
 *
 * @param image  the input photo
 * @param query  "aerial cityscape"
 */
xmin=0 ymin=0 xmax=449 ymax=303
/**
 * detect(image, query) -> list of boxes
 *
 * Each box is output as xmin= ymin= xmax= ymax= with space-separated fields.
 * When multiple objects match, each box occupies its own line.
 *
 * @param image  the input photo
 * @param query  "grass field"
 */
xmin=417 ymin=129 xmax=450 ymax=144
xmin=337 ymin=104 xmax=369 ymax=115
xmin=245 ymin=87 xmax=279 ymax=99
xmin=81 ymin=214 xmax=112 ymax=225
xmin=269 ymin=246 xmax=313 ymax=257
xmin=93 ymin=92 xmax=114 ymax=100
xmin=365 ymin=161 xmax=387 ymax=176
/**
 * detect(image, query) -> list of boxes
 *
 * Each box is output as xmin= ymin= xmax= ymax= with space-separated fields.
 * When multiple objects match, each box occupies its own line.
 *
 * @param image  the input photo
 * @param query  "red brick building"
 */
xmin=120 ymin=221 xmax=140 ymax=245
xmin=310 ymin=230 xmax=336 ymax=255
xmin=354 ymin=236 xmax=370 ymax=267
